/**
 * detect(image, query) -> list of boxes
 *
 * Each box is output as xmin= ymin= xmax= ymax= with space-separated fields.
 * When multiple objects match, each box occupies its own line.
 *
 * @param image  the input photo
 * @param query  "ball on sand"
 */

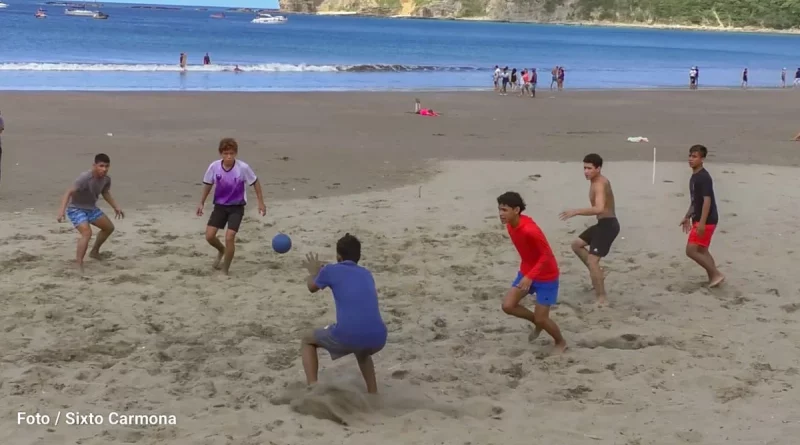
xmin=272 ymin=233 xmax=292 ymax=254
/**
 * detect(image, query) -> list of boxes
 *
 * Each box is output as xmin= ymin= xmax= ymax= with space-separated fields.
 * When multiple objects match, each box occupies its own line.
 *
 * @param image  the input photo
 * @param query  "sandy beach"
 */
xmin=1 ymin=90 xmax=799 ymax=445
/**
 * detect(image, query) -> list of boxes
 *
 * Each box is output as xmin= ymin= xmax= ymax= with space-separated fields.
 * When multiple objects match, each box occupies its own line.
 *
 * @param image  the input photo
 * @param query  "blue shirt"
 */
xmin=314 ymin=261 xmax=387 ymax=349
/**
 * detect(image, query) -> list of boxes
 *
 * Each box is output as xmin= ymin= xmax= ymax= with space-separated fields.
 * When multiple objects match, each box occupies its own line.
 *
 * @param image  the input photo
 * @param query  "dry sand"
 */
xmin=1 ymin=91 xmax=799 ymax=445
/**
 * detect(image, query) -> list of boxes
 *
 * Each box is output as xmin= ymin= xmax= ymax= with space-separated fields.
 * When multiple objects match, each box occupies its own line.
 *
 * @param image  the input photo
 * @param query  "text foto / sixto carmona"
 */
xmin=18 ymin=411 xmax=177 ymax=426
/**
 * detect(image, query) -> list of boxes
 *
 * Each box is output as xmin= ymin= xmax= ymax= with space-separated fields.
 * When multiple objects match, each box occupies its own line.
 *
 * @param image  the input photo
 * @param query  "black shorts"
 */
xmin=207 ymin=204 xmax=244 ymax=232
xmin=578 ymin=217 xmax=620 ymax=258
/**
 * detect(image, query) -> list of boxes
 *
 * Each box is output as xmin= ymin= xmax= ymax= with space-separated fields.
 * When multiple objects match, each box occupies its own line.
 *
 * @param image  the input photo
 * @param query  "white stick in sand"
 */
xmin=652 ymin=146 xmax=657 ymax=185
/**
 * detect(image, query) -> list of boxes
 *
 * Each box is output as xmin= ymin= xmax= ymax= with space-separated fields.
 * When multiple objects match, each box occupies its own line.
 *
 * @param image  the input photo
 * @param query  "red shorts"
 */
xmin=688 ymin=222 xmax=716 ymax=247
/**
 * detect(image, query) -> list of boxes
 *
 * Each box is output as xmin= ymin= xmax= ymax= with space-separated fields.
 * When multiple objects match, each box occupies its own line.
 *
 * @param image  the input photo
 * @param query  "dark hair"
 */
xmin=336 ymin=233 xmax=361 ymax=263
xmin=497 ymin=191 xmax=526 ymax=212
xmin=583 ymin=153 xmax=603 ymax=168
xmin=689 ymin=144 xmax=708 ymax=158
xmin=94 ymin=153 xmax=110 ymax=164
xmin=218 ymin=137 xmax=238 ymax=154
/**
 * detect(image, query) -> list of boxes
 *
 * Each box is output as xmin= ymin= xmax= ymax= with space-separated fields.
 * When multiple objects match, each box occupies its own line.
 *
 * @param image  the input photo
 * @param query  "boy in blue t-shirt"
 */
xmin=301 ymin=233 xmax=387 ymax=394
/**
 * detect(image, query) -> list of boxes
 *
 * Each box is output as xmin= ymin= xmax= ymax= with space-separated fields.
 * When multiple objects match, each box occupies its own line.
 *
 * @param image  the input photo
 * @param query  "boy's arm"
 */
xmin=244 ymin=166 xmax=266 ymax=215
xmin=101 ymin=190 xmax=122 ymax=213
xmin=573 ymin=182 xmax=606 ymax=216
xmin=307 ymin=265 xmax=329 ymax=293
xmin=697 ymin=176 xmax=712 ymax=225
xmin=57 ymin=186 xmax=76 ymax=217
xmin=522 ymin=226 xmax=551 ymax=280
xmin=198 ymin=183 xmax=213 ymax=208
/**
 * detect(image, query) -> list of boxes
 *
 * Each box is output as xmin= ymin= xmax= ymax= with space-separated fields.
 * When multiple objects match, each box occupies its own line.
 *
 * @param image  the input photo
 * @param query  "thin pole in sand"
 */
xmin=652 ymin=147 xmax=657 ymax=185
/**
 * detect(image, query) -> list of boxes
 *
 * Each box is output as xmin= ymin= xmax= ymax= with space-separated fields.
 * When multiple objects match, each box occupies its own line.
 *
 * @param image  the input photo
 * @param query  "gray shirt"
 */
xmin=70 ymin=171 xmax=111 ymax=209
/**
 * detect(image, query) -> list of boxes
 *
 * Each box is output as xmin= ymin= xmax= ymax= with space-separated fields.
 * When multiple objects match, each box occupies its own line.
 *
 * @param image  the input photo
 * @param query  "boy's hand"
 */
xmin=57 ymin=212 xmax=65 ymax=223
xmin=680 ymin=217 xmax=691 ymax=233
xmin=696 ymin=223 xmax=705 ymax=237
xmin=258 ymin=202 xmax=266 ymax=217
xmin=114 ymin=208 xmax=125 ymax=219
xmin=302 ymin=252 xmax=324 ymax=276
xmin=196 ymin=205 xmax=204 ymax=217
xmin=516 ymin=276 xmax=532 ymax=293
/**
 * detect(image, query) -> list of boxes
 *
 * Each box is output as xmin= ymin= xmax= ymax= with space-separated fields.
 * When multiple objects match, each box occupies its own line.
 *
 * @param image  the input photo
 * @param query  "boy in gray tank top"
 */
xmin=56 ymin=153 xmax=125 ymax=274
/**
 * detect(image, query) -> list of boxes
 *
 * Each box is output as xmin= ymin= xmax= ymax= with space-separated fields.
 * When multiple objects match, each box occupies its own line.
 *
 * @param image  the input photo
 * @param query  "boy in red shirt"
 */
xmin=497 ymin=191 xmax=567 ymax=353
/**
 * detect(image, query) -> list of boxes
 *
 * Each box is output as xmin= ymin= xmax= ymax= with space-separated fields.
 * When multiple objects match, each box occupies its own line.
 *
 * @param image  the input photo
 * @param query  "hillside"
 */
xmin=278 ymin=0 xmax=800 ymax=31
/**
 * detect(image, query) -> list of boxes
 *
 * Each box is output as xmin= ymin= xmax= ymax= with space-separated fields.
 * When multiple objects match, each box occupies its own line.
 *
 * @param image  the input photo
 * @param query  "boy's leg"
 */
xmin=300 ymin=325 xmax=355 ymax=387
xmin=88 ymin=211 xmax=115 ymax=259
xmin=220 ymin=206 xmax=244 ymax=275
xmin=205 ymin=205 xmax=227 ymax=269
xmin=356 ymin=351 xmax=379 ymax=394
xmin=685 ymin=224 xmax=724 ymax=286
xmin=66 ymin=207 xmax=92 ymax=272
xmin=502 ymin=276 xmax=536 ymax=324
xmin=531 ymin=280 xmax=567 ymax=353
xmin=301 ymin=332 xmax=321 ymax=385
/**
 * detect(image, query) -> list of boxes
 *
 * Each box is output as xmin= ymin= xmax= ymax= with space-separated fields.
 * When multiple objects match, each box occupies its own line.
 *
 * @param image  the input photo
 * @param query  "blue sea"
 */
xmin=1 ymin=0 xmax=800 ymax=91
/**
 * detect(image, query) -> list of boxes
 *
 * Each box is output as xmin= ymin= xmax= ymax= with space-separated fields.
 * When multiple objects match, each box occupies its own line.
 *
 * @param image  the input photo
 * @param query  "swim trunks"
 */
xmin=578 ymin=217 xmax=620 ymax=258
xmin=511 ymin=273 xmax=559 ymax=306
xmin=207 ymin=204 xmax=245 ymax=232
xmin=66 ymin=206 xmax=104 ymax=227
xmin=687 ymin=222 xmax=716 ymax=248
xmin=312 ymin=324 xmax=385 ymax=360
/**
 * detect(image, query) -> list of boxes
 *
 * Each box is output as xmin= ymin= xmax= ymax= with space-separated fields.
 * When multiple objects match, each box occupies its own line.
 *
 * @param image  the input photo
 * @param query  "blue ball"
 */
xmin=272 ymin=233 xmax=292 ymax=254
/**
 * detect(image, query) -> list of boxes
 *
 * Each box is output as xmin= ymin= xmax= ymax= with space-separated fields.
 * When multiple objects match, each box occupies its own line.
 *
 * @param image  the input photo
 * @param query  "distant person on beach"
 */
xmin=56 ymin=153 xmax=125 ymax=274
xmin=520 ymin=69 xmax=530 ymax=97
xmin=530 ymin=68 xmax=537 ymax=97
xmin=0 ymin=111 xmax=4 ymax=185
xmin=497 ymin=191 xmax=567 ymax=354
xmin=681 ymin=144 xmax=725 ymax=288
xmin=510 ymin=68 xmax=518 ymax=91
xmin=233 ymin=64 xmax=243 ymax=73
xmin=550 ymin=66 xmax=558 ymax=90
xmin=204 ymin=53 xmax=211 ymax=65
xmin=741 ymin=68 xmax=748 ymax=89
xmin=794 ymin=68 xmax=800 ymax=87
xmin=557 ymin=66 xmax=565 ymax=90
xmin=500 ymin=67 xmax=510 ymax=95
xmin=493 ymin=65 xmax=501 ymax=91
xmin=196 ymin=138 xmax=266 ymax=275
xmin=179 ymin=52 xmax=187 ymax=71
xmin=781 ymin=68 xmax=786 ymax=88
xmin=689 ymin=66 xmax=698 ymax=89
xmin=559 ymin=153 xmax=620 ymax=306
xmin=300 ymin=234 xmax=388 ymax=393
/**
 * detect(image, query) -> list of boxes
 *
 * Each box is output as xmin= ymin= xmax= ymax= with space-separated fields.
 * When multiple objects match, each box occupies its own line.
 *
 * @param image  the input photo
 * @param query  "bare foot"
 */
xmin=709 ymin=274 xmax=725 ymax=288
xmin=75 ymin=261 xmax=85 ymax=276
xmin=595 ymin=295 xmax=608 ymax=307
xmin=88 ymin=251 xmax=103 ymax=261
xmin=212 ymin=250 xmax=225 ymax=269
xmin=552 ymin=340 xmax=567 ymax=355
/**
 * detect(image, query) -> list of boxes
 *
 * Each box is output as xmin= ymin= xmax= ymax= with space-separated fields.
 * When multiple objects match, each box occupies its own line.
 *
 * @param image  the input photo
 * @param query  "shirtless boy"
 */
xmin=681 ymin=144 xmax=724 ymax=287
xmin=560 ymin=153 xmax=620 ymax=306
xmin=498 ymin=191 xmax=566 ymax=354
xmin=56 ymin=153 xmax=125 ymax=273
xmin=196 ymin=138 xmax=266 ymax=275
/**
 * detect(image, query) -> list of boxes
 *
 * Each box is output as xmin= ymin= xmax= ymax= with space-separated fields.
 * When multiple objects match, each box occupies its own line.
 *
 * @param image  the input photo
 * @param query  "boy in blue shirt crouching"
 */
xmin=301 ymin=233 xmax=388 ymax=394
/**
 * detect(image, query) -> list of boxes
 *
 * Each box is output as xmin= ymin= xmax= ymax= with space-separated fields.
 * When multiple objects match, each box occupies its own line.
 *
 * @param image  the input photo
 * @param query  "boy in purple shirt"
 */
xmin=301 ymin=233 xmax=388 ymax=394
xmin=196 ymin=138 xmax=266 ymax=275
xmin=56 ymin=153 xmax=125 ymax=273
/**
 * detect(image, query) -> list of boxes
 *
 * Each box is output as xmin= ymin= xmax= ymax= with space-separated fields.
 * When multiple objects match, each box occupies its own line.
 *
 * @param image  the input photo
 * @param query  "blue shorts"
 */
xmin=511 ymin=272 xmax=559 ymax=306
xmin=66 ymin=206 xmax=105 ymax=227
xmin=312 ymin=324 xmax=384 ymax=361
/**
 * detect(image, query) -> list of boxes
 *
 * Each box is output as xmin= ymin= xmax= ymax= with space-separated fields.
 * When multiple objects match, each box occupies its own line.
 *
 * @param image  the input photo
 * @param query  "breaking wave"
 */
xmin=0 ymin=62 xmax=485 ymax=73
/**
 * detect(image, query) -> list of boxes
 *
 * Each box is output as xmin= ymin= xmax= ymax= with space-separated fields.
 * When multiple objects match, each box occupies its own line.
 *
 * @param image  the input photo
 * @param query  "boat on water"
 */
xmin=64 ymin=7 xmax=95 ymax=16
xmin=251 ymin=13 xmax=286 ymax=24
xmin=210 ymin=12 xmax=224 ymax=18
xmin=0 ymin=3 xmax=9 ymax=9
xmin=92 ymin=11 xmax=107 ymax=19
xmin=35 ymin=8 xmax=47 ymax=17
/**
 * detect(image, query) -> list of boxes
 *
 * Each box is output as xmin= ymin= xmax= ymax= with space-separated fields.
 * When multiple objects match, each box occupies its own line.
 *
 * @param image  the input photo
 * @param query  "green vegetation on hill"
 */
xmin=570 ymin=0 xmax=800 ymax=30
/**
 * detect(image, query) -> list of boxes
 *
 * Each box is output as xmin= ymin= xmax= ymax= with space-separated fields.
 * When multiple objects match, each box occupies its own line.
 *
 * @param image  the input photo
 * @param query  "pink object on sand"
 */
xmin=419 ymin=108 xmax=438 ymax=116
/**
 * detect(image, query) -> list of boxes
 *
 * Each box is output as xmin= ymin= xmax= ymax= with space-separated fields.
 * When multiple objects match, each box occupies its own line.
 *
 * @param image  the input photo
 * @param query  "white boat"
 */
xmin=65 ymin=7 xmax=95 ymax=16
xmin=251 ymin=13 xmax=286 ymax=24
xmin=92 ymin=11 xmax=107 ymax=19
xmin=35 ymin=8 xmax=47 ymax=18
xmin=0 ymin=3 xmax=9 ymax=8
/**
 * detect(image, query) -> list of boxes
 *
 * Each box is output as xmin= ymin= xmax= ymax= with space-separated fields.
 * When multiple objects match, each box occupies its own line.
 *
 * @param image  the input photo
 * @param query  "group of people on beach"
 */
xmin=493 ymin=65 xmax=565 ymax=96
xmin=691 ymin=65 xmax=800 ymax=89
xmin=55 ymin=135 xmax=723 ymax=395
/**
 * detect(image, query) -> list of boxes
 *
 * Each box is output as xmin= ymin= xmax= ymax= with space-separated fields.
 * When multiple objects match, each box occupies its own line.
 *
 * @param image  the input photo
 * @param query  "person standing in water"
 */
xmin=203 ymin=53 xmax=211 ymax=65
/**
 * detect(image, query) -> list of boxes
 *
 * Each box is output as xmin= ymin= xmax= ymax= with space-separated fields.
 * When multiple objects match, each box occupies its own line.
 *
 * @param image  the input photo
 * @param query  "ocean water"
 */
xmin=1 ymin=0 xmax=800 ymax=91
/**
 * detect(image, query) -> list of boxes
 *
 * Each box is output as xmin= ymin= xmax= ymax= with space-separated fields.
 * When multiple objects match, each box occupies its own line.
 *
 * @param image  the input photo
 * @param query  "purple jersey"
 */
xmin=202 ymin=159 xmax=258 ymax=206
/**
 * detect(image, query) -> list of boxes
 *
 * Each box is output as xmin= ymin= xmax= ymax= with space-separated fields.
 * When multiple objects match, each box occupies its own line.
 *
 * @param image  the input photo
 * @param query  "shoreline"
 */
xmin=0 ymin=86 xmax=795 ymax=93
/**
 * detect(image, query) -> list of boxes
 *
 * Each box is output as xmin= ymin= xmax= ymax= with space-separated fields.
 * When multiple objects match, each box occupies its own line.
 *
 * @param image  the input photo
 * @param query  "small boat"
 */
xmin=0 ymin=2 xmax=9 ymax=8
xmin=210 ymin=12 xmax=224 ymax=18
xmin=251 ymin=13 xmax=286 ymax=24
xmin=64 ymin=7 xmax=95 ymax=16
xmin=92 ymin=11 xmax=107 ymax=19
xmin=35 ymin=8 xmax=47 ymax=17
